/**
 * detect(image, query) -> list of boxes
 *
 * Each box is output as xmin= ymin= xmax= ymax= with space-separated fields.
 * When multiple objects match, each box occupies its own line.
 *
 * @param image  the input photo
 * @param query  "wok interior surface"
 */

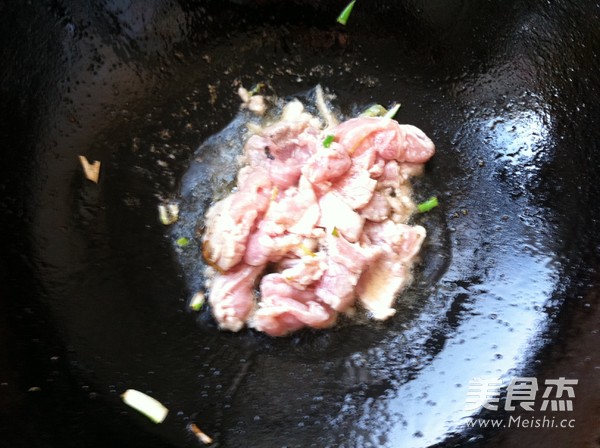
xmin=1 ymin=1 xmax=599 ymax=447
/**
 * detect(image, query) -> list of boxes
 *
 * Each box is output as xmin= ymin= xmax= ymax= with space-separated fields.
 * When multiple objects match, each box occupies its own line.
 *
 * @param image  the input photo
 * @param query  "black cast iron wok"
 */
xmin=1 ymin=1 xmax=599 ymax=447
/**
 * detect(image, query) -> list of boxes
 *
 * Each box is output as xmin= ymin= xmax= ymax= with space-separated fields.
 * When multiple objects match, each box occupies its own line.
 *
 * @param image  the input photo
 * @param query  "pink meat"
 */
xmin=327 ymin=232 xmax=382 ymax=273
xmin=359 ymin=191 xmax=391 ymax=222
xmin=314 ymin=234 xmax=381 ymax=312
xmin=368 ymin=156 xmax=387 ymax=178
xmin=313 ymin=260 xmax=356 ymax=312
xmin=377 ymin=161 xmax=425 ymax=188
xmin=260 ymin=176 xmax=320 ymax=237
xmin=279 ymin=253 xmax=327 ymax=289
xmin=244 ymin=135 xmax=272 ymax=166
xmin=204 ymin=108 xmax=435 ymax=335
xmin=332 ymin=165 xmax=378 ymax=210
xmin=209 ymin=264 xmax=263 ymax=331
xmin=202 ymin=166 xmax=272 ymax=272
xmin=363 ymin=220 xmax=426 ymax=261
xmin=333 ymin=117 xmax=435 ymax=163
xmin=243 ymin=230 xmax=302 ymax=266
xmin=244 ymin=122 xmax=320 ymax=189
xmin=401 ymin=125 xmax=436 ymax=163
xmin=378 ymin=161 xmax=401 ymax=188
xmin=301 ymin=142 xmax=352 ymax=184
xmin=251 ymin=274 xmax=337 ymax=336
xmin=264 ymin=120 xmax=311 ymax=152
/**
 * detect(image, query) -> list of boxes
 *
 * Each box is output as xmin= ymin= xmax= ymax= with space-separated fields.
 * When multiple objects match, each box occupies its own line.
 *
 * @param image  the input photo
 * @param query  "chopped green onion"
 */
xmin=121 ymin=389 xmax=169 ymax=424
xmin=337 ymin=0 xmax=356 ymax=25
xmin=384 ymin=103 xmax=401 ymax=119
xmin=158 ymin=203 xmax=179 ymax=225
xmin=361 ymin=104 xmax=388 ymax=117
xmin=249 ymin=83 xmax=265 ymax=96
xmin=189 ymin=292 xmax=205 ymax=311
xmin=176 ymin=237 xmax=190 ymax=247
xmin=417 ymin=196 xmax=439 ymax=213
xmin=323 ymin=134 xmax=335 ymax=148
xmin=331 ymin=227 xmax=340 ymax=237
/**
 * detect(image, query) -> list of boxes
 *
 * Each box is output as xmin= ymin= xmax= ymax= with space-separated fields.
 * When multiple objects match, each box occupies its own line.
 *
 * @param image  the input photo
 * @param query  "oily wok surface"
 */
xmin=1 ymin=1 xmax=599 ymax=447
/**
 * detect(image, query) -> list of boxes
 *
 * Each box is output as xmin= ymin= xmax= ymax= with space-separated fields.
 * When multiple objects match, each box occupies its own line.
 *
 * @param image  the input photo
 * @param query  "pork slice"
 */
xmin=377 ymin=160 xmax=424 ymax=187
xmin=243 ymin=230 xmax=302 ymax=266
xmin=373 ymin=161 xmax=420 ymax=223
xmin=368 ymin=156 xmax=386 ymax=178
xmin=202 ymin=196 xmax=258 ymax=272
xmin=271 ymin=162 xmax=301 ymax=189
xmin=317 ymin=192 xmax=364 ymax=242
xmin=270 ymin=129 xmax=319 ymax=188
xmin=209 ymin=263 xmax=264 ymax=331
xmin=372 ymin=122 xmax=435 ymax=163
xmin=266 ymin=123 xmax=318 ymax=187
xmin=378 ymin=161 xmax=401 ymax=188
xmin=244 ymin=228 xmax=273 ymax=266
xmin=263 ymin=119 xmax=309 ymax=154
xmin=349 ymin=143 xmax=378 ymax=171
xmin=301 ymin=142 xmax=352 ymax=184
xmin=252 ymin=310 xmax=305 ymax=337
xmin=243 ymin=134 xmax=272 ymax=166
xmin=251 ymin=274 xmax=337 ymax=336
xmin=356 ymin=257 xmax=409 ymax=320
xmin=202 ymin=166 xmax=272 ymax=272
xmin=333 ymin=116 xmax=390 ymax=154
xmin=400 ymin=124 xmax=436 ymax=163
xmin=243 ymin=124 xmax=319 ymax=189
xmin=327 ymin=233 xmax=382 ymax=273
xmin=314 ymin=234 xmax=381 ymax=312
xmin=279 ymin=252 xmax=327 ymax=289
xmin=359 ymin=191 xmax=391 ymax=222
xmin=364 ymin=220 xmax=426 ymax=261
xmin=236 ymin=165 xmax=271 ymax=191
xmin=333 ymin=117 xmax=435 ymax=164
xmin=357 ymin=220 xmax=426 ymax=319
xmin=260 ymin=273 xmax=317 ymax=303
xmin=334 ymin=117 xmax=402 ymax=160
xmin=332 ymin=166 xmax=377 ymax=210
xmin=313 ymin=260 xmax=356 ymax=312
xmin=261 ymin=176 xmax=320 ymax=237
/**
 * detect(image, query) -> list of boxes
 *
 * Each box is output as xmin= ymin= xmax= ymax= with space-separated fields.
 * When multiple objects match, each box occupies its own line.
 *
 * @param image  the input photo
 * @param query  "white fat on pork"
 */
xmin=357 ymin=221 xmax=427 ymax=319
xmin=317 ymin=192 xmax=364 ymax=242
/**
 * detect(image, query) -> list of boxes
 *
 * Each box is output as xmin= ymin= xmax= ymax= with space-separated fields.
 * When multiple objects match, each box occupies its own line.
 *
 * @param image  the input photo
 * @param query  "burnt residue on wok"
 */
xmin=1 ymin=0 xmax=599 ymax=447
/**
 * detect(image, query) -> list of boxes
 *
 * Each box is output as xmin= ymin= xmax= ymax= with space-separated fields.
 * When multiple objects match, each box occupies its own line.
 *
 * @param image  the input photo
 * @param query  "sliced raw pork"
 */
xmin=201 ymin=95 xmax=435 ymax=335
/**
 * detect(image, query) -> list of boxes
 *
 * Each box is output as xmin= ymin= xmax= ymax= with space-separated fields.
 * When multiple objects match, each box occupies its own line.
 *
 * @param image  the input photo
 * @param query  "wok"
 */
xmin=1 ymin=0 xmax=599 ymax=447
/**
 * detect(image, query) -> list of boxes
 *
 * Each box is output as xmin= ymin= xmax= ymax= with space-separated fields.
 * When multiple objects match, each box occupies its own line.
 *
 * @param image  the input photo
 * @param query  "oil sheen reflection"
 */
xmin=332 ymin=101 xmax=559 ymax=446
xmin=488 ymin=107 xmax=553 ymax=169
